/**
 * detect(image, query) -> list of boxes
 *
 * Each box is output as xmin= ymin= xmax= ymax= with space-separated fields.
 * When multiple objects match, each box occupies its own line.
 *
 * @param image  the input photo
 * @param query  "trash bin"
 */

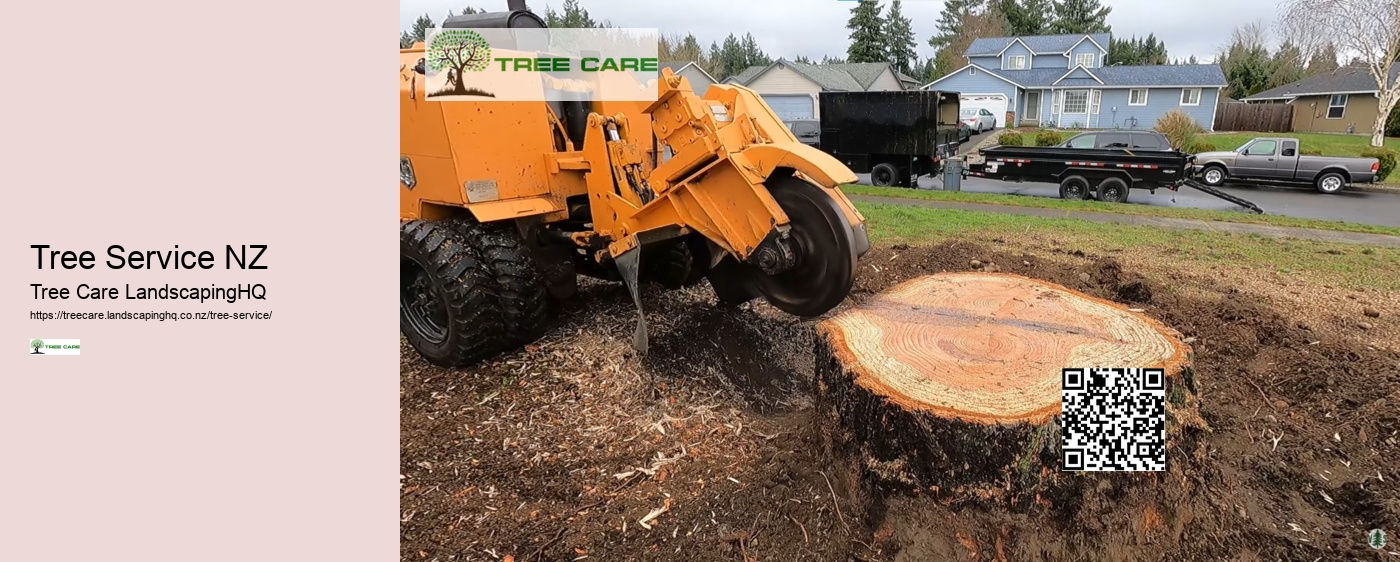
xmin=942 ymin=158 xmax=963 ymax=191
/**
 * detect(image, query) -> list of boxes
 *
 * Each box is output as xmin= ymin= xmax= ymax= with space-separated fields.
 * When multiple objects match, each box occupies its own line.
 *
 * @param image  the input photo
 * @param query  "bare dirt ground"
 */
xmin=401 ymin=238 xmax=1400 ymax=561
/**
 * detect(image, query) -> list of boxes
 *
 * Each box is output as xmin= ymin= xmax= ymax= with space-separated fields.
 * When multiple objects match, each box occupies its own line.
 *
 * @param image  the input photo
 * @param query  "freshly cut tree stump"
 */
xmin=814 ymin=273 xmax=1196 ymax=505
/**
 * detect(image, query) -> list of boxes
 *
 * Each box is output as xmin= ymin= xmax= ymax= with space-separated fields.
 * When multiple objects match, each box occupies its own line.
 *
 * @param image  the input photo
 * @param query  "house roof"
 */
xmin=966 ymin=33 xmax=1112 ymax=57
xmin=726 ymin=64 xmax=766 ymax=84
xmin=956 ymin=63 xmax=1227 ymax=88
xmin=1243 ymin=64 xmax=1400 ymax=101
xmin=659 ymin=60 xmax=719 ymax=84
xmin=726 ymin=60 xmax=902 ymax=91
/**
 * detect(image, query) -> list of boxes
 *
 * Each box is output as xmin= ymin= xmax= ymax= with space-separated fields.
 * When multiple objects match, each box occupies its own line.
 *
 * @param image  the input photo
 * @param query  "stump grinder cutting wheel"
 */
xmin=398 ymin=0 xmax=871 ymax=366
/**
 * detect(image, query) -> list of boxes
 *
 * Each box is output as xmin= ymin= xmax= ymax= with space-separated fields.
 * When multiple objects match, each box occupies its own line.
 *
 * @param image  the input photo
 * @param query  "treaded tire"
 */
xmin=871 ymin=163 xmax=899 ymax=187
xmin=1314 ymin=171 xmax=1346 ymax=194
xmin=1059 ymin=175 xmax=1091 ymax=200
xmin=644 ymin=238 xmax=706 ymax=289
xmin=1200 ymin=165 xmax=1227 ymax=186
xmin=400 ymin=220 xmax=504 ymax=366
xmin=454 ymin=218 xmax=550 ymax=347
xmin=1096 ymin=177 xmax=1130 ymax=203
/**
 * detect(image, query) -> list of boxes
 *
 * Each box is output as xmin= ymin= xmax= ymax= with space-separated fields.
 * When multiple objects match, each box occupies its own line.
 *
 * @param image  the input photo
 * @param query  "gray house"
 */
xmin=924 ymin=34 xmax=1227 ymax=130
xmin=721 ymin=60 xmax=909 ymax=120
xmin=659 ymin=60 xmax=718 ymax=93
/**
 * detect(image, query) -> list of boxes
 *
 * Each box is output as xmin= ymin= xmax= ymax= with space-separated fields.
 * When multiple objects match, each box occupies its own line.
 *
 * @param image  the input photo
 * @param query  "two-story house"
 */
xmin=924 ymin=34 xmax=1227 ymax=131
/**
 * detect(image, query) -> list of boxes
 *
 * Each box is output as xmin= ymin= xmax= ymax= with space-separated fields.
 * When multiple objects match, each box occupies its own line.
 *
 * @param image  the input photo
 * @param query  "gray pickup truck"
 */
xmin=1192 ymin=137 xmax=1380 ymax=193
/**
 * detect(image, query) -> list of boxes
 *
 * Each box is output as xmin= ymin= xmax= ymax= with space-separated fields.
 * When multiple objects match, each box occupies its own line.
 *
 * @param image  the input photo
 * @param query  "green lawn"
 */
xmin=842 ymin=184 xmax=1400 ymax=237
xmin=1199 ymin=131 xmax=1400 ymax=157
xmin=855 ymin=201 xmax=1400 ymax=291
xmin=994 ymin=129 xmax=1396 ymax=154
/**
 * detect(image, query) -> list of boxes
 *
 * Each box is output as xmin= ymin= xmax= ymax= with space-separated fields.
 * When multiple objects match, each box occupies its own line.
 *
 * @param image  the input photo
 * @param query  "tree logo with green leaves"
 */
xmin=426 ymin=29 xmax=497 ymax=98
xmin=31 ymin=339 xmax=44 ymax=354
xmin=1369 ymin=528 xmax=1388 ymax=550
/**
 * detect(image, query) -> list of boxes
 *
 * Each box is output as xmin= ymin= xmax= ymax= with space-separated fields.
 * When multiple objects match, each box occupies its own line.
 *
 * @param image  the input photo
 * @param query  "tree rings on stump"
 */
xmin=814 ymin=272 xmax=1197 ymax=508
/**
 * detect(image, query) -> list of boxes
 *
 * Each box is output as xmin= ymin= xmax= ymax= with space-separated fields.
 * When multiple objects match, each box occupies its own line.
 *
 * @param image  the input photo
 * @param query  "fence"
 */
xmin=1213 ymin=103 xmax=1294 ymax=132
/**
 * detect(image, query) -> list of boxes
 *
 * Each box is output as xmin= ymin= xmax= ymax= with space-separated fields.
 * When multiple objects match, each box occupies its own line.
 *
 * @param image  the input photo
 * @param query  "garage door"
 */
xmin=959 ymin=94 xmax=1009 ymax=127
xmin=761 ymin=94 xmax=814 ymax=120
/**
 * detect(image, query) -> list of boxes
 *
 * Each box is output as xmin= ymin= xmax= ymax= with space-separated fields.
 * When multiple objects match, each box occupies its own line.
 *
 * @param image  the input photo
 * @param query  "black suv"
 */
xmin=1059 ymin=131 xmax=1173 ymax=150
xmin=784 ymin=119 xmax=820 ymax=148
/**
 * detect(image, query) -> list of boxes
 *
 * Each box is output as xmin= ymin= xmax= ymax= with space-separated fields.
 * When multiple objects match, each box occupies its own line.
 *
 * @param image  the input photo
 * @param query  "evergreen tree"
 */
xmin=846 ymin=0 xmax=887 ymax=63
xmin=1107 ymin=34 xmax=1168 ymax=65
xmin=1050 ymin=0 xmax=1111 ymax=34
xmin=410 ymin=14 xmax=436 ymax=45
xmin=1304 ymin=43 xmax=1339 ymax=76
xmin=544 ymin=0 xmax=597 ymax=28
xmin=930 ymin=0 xmax=984 ymax=49
xmin=884 ymin=0 xmax=918 ymax=73
xmin=1268 ymin=42 xmax=1306 ymax=89
xmin=998 ymin=0 xmax=1050 ymax=36
xmin=1217 ymin=24 xmax=1272 ymax=99
xmin=821 ymin=54 xmax=848 ymax=64
xmin=741 ymin=33 xmax=772 ymax=67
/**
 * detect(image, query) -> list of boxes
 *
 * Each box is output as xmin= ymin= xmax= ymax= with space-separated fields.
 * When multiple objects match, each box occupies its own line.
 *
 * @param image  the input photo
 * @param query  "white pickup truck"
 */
xmin=1192 ymin=137 xmax=1381 ymax=194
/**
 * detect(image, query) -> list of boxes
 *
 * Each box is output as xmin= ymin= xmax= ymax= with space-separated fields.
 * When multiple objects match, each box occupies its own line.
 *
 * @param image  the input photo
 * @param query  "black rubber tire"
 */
xmin=643 ymin=237 xmax=705 ymax=289
xmin=871 ymin=163 xmax=899 ymax=187
xmin=753 ymin=178 xmax=857 ymax=317
xmin=1096 ymin=177 xmax=1130 ymax=203
xmin=1314 ymin=171 xmax=1347 ymax=194
xmin=400 ymin=220 xmax=504 ymax=366
xmin=1200 ymin=164 xmax=1227 ymax=187
xmin=454 ymin=219 xmax=550 ymax=347
xmin=1059 ymin=175 xmax=1091 ymax=200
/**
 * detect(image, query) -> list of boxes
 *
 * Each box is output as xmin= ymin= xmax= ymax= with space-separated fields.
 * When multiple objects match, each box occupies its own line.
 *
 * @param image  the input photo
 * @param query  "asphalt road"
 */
xmin=853 ymin=128 xmax=1400 ymax=228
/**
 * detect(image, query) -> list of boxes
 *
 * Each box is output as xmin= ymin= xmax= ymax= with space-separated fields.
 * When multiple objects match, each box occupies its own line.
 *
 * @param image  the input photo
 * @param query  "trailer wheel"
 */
xmin=871 ymin=163 xmax=899 ymax=187
xmin=400 ymin=220 xmax=504 ymax=367
xmin=455 ymin=218 xmax=551 ymax=347
xmin=1059 ymin=175 xmax=1091 ymax=200
xmin=1314 ymin=172 xmax=1346 ymax=194
xmin=1096 ymin=177 xmax=1130 ymax=203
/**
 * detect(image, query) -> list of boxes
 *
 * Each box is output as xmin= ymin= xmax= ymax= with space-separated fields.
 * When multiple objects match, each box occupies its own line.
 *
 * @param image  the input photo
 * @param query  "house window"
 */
xmin=1090 ymin=90 xmax=1101 ymax=115
xmin=1008 ymin=55 xmax=1027 ymax=70
xmin=1075 ymin=53 xmax=1095 ymax=68
xmin=1327 ymin=94 xmax=1348 ymax=119
xmin=1128 ymin=89 xmax=1148 ymax=106
xmin=1180 ymin=88 xmax=1201 ymax=106
xmin=1063 ymin=90 xmax=1089 ymax=113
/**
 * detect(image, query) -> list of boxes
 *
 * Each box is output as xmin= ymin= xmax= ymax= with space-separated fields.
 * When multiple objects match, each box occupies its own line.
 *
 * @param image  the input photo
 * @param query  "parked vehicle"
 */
xmin=784 ymin=119 xmax=820 ymax=148
xmin=1192 ymin=137 xmax=1381 ymax=193
xmin=819 ymin=90 xmax=963 ymax=188
xmin=962 ymin=142 xmax=1265 ymax=212
xmin=1058 ymin=131 xmax=1173 ymax=151
xmin=960 ymin=107 xmax=997 ymax=133
xmin=957 ymin=121 xmax=974 ymax=142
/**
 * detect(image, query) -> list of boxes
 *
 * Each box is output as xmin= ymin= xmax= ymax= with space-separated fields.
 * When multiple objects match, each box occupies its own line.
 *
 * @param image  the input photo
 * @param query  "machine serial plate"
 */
xmin=465 ymin=180 xmax=500 ymax=202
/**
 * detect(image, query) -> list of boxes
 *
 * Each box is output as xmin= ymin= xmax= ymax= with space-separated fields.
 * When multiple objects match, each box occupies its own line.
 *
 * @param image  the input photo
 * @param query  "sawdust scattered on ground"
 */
xmin=401 ymin=238 xmax=1400 ymax=561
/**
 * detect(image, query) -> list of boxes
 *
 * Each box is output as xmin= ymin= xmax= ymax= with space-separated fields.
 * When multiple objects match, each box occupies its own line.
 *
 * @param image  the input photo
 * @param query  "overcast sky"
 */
xmin=399 ymin=0 xmax=1283 ymax=64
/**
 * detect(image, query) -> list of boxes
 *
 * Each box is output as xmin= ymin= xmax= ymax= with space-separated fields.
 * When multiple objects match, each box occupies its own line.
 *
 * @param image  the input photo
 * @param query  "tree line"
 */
xmin=396 ymin=0 xmax=1397 ymax=143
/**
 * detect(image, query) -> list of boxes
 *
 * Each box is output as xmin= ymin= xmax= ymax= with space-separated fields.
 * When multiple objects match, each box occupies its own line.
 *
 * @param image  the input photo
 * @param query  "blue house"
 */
xmin=924 ymin=34 xmax=1227 ymax=131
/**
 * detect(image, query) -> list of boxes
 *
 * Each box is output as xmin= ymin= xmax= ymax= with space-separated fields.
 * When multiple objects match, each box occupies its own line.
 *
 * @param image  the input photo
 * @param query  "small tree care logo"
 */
xmin=29 ymin=338 xmax=80 ymax=356
xmin=426 ymin=29 xmax=496 ymax=98
xmin=1369 ymin=528 xmax=1388 ymax=550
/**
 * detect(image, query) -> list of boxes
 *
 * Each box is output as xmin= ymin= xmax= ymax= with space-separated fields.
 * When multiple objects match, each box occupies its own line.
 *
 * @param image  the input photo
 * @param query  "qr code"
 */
xmin=1061 ymin=367 xmax=1166 ymax=471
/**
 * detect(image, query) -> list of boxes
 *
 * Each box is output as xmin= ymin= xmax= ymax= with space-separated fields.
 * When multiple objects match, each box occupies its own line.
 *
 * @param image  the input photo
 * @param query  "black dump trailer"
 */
xmin=964 ymin=145 xmax=1264 ymax=212
xmin=819 ymin=90 xmax=962 ymax=188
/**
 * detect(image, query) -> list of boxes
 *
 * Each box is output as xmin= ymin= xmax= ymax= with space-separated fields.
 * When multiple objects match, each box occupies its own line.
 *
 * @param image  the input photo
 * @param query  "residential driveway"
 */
xmin=854 ymin=173 xmax=1400 ymax=229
